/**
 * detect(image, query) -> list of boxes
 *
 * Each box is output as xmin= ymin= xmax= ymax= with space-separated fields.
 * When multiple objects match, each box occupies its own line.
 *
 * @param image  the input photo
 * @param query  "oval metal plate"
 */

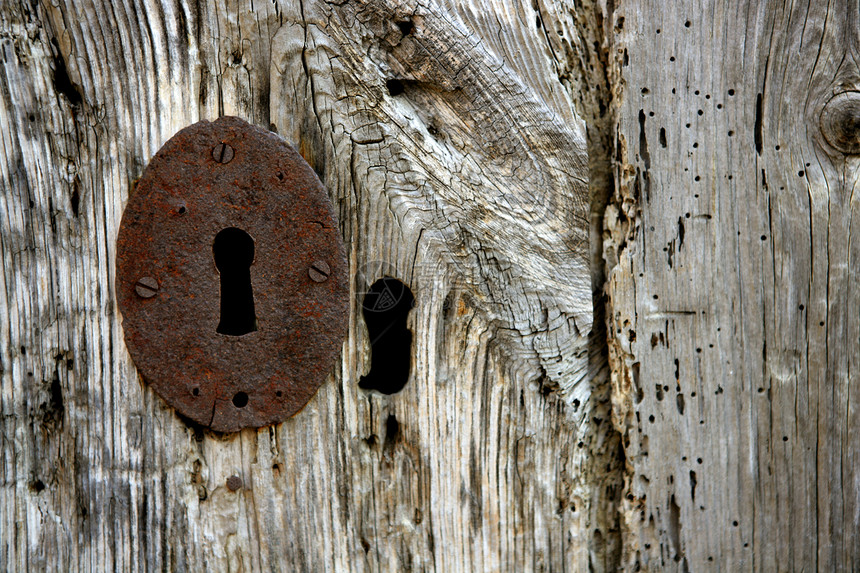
xmin=116 ymin=117 xmax=348 ymax=432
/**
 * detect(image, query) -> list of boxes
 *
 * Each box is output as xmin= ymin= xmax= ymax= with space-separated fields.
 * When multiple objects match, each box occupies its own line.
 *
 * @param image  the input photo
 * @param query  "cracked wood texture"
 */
xmin=607 ymin=0 xmax=860 ymax=571
xmin=0 ymin=0 xmax=623 ymax=571
xmin=6 ymin=0 xmax=855 ymax=570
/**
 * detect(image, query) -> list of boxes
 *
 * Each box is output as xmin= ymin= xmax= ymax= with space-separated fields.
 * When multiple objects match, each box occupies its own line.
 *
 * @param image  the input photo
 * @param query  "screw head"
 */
xmin=226 ymin=475 xmax=243 ymax=492
xmin=212 ymin=142 xmax=235 ymax=164
xmin=309 ymin=261 xmax=331 ymax=282
xmin=135 ymin=276 xmax=159 ymax=298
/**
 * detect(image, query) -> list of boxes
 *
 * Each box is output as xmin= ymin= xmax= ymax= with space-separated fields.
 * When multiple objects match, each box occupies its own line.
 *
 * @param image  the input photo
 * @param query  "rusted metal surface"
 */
xmin=226 ymin=475 xmax=243 ymax=492
xmin=116 ymin=117 xmax=348 ymax=432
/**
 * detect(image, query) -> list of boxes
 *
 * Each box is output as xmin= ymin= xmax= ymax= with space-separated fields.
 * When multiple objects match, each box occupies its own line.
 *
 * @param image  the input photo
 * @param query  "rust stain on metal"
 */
xmin=116 ymin=117 xmax=349 ymax=432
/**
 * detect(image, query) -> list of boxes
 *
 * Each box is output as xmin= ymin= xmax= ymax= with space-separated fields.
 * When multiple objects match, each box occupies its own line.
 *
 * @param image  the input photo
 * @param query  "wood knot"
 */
xmin=820 ymin=91 xmax=860 ymax=154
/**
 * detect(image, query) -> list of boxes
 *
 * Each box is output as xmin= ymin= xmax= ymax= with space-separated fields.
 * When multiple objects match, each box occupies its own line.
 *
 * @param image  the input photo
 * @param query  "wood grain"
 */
xmin=0 ymin=0 xmax=612 ymax=570
xmin=607 ymin=0 xmax=860 ymax=570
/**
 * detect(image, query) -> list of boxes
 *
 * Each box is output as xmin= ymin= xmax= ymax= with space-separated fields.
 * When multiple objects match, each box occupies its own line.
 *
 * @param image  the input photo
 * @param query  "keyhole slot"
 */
xmin=213 ymin=227 xmax=258 ymax=336
xmin=359 ymin=277 xmax=414 ymax=394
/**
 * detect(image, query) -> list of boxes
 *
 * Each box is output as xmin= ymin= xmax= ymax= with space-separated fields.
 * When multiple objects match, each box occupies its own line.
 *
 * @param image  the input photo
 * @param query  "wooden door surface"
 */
xmin=1 ymin=0 xmax=857 ymax=571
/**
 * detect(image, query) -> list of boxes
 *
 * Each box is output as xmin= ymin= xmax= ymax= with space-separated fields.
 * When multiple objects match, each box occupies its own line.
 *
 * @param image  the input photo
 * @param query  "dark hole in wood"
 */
xmin=386 ymin=79 xmax=405 ymax=96
xmin=384 ymin=413 xmax=400 ymax=449
xmin=43 ymin=373 xmax=64 ymax=428
xmin=359 ymin=277 xmax=414 ymax=394
xmin=50 ymin=38 xmax=82 ymax=106
xmin=396 ymin=20 xmax=414 ymax=35
xmin=213 ymin=227 xmax=257 ymax=336
xmin=71 ymin=184 xmax=80 ymax=217
xmin=232 ymin=391 xmax=249 ymax=407
xmin=754 ymin=93 xmax=763 ymax=154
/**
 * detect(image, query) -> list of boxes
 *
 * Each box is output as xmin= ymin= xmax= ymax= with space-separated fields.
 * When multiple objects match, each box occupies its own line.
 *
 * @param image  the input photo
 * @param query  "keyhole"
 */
xmin=358 ymin=277 xmax=414 ymax=394
xmin=213 ymin=227 xmax=257 ymax=336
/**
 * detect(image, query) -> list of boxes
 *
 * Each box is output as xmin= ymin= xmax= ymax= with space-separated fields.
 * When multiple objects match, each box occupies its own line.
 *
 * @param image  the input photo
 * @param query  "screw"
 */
xmin=309 ymin=261 xmax=331 ymax=282
xmin=212 ymin=142 xmax=235 ymax=164
xmin=226 ymin=475 xmax=243 ymax=492
xmin=135 ymin=276 xmax=159 ymax=298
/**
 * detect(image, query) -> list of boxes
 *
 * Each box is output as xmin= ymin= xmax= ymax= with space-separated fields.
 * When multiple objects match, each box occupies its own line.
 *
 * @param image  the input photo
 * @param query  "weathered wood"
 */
xmin=0 ymin=0 xmax=618 ymax=570
xmin=607 ymin=1 xmax=860 ymax=570
xmin=8 ymin=0 xmax=852 ymax=570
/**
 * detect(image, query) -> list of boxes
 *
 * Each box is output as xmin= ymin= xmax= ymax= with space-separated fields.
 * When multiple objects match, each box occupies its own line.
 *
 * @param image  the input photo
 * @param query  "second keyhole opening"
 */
xmin=359 ymin=277 xmax=414 ymax=395
xmin=213 ymin=227 xmax=258 ymax=336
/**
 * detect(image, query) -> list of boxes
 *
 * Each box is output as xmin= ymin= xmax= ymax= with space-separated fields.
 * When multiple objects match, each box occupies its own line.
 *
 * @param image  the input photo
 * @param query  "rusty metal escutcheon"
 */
xmin=116 ymin=117 xmax=348 ymax=432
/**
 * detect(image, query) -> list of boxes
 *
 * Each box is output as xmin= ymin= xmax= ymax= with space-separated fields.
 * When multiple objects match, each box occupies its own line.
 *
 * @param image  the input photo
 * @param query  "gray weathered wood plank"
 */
xmin=608 ymin=1 xmax=860 ymax=570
